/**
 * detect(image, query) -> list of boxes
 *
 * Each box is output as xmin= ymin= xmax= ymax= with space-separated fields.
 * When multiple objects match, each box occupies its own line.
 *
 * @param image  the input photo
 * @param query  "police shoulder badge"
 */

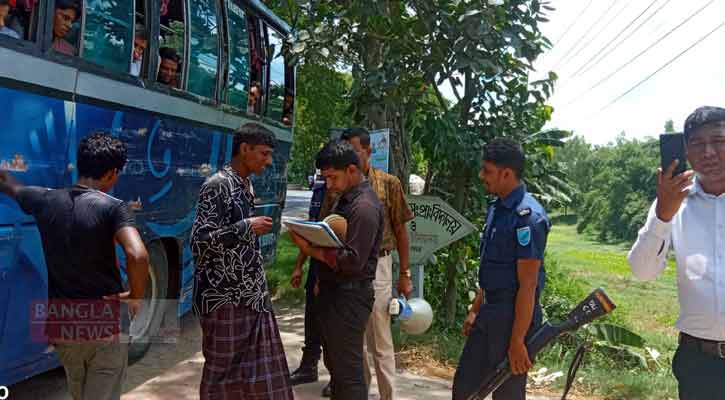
xmin=516 ymin=226 xmax=531 ymax=246
xmin=517 ymin=208 xmax=531 ymax=217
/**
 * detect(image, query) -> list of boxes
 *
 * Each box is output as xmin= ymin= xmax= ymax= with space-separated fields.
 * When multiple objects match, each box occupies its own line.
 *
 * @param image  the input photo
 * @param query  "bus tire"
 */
xmin=128 ymin=241 xmax=169 ymax=363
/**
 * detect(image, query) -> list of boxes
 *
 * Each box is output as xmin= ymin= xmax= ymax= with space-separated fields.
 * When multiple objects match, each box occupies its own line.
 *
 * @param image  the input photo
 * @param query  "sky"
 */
xmin=533 ymin=0 xmax=725 ymax=145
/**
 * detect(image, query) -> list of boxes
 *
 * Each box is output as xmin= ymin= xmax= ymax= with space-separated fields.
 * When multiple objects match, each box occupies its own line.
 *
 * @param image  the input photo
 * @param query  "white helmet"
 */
xmin=399 ymin=298 xmax=434 ymax=335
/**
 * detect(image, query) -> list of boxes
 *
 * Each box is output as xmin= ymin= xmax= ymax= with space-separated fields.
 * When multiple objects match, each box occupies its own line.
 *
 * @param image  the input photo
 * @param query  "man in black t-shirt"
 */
xmin=0 ymin=133 xmax=149 ymax=400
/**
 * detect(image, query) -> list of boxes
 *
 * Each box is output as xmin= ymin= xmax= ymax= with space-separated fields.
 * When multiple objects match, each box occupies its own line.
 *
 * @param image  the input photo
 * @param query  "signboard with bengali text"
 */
xmin=406 ymin=195 xmax=477 ymax=265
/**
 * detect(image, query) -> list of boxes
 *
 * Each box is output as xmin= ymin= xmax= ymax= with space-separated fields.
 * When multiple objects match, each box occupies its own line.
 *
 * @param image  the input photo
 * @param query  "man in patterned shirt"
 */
xmin=190 ymin=123 xmax=293 ymax=399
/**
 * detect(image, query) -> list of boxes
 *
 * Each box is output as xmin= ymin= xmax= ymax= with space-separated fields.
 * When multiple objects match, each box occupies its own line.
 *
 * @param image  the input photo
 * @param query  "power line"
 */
xmin=553 ymin=2 xmax=620 ymax=70
xmin=559 ymin=0 xmax=629 ymax=76
xmin=564 ymin=0 xmax=627 ymax=71
xmin=601 ymin=20 xmax=725 ymax=111
xmin=565 ymin=0 xmax=715 ymax=106
xmin=570 ymin=0 xmax=662 ymax=78
xmin=552 ymin=0 xmax=595 ymax=47
xmin=573 ymin=0 xmax=674 ymax=78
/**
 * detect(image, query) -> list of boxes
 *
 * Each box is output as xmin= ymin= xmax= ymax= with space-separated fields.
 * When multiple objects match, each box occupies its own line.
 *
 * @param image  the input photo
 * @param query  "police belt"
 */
xmin=483 ymin=289 xmax=517 ymax=304
xmin=680 ymin=332 xmax=725 ymax=359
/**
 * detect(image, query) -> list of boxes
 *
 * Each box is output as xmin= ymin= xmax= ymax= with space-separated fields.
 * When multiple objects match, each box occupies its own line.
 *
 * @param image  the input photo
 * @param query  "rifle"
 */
xmin=467 ymin=288 xmax=616 ymax=400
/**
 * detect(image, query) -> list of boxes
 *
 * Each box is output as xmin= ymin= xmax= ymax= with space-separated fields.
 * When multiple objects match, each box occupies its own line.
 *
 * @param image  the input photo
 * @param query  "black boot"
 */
xmin=289 ymin=359 xmax=318 ymax=386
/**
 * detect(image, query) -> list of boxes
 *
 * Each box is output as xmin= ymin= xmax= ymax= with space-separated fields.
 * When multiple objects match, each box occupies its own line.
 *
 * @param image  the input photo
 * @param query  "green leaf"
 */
xmin=586 ymin=324 xmax=646 ymax=349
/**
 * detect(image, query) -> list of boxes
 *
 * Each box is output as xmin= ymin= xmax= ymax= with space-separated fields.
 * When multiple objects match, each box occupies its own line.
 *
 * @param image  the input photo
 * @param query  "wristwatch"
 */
xmin=401 ymin=269 xmax=411 ymax=278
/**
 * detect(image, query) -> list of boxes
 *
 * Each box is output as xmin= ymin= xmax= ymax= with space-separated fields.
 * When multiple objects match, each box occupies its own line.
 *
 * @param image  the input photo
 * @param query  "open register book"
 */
xmin=283 ymin=219 xmax=345 ymax=248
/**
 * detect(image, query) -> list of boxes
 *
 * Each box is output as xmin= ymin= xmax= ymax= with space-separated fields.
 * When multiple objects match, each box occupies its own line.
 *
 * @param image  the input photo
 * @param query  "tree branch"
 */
xmin=448 ymin=77 xmax=462 ymax=103
xmin=432 ymin=83 xmax=449 ymax=112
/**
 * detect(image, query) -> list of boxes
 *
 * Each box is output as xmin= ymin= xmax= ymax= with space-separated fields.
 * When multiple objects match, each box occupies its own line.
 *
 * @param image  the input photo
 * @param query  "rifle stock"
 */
xmin=466 ymin=288 xmax=615 ymax=400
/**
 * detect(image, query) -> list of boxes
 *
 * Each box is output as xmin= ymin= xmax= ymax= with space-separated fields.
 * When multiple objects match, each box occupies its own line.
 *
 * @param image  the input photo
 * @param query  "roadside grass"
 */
xmin=267 ymin=232 xmax=306 ymax=304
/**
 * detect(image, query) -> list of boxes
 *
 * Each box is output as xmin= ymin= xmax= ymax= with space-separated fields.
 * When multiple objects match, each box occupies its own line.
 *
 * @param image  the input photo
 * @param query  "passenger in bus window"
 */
xmin=0 ymin=0 xmax=21 ymax=39
xmin=282 ymin=93 xmax=293 ymax=126
xmin=157 ymin=47 xmax=179 ymax=88
xmin=52 ymin=0 xmax=80 ymax=56
xmin=130 ymin=25 xmax=147 ymax=77
xmin=247 ymin=81 xmax=261 ymax=114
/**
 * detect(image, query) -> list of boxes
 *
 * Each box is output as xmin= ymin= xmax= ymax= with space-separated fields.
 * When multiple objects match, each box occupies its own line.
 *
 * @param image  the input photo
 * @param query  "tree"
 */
xmin=664 ymin=119 xmax=675 ymax=133
xmin=287 ymin=64 xmax=353 ymax=184
xmin=271 ymin=0 xmax=568 ymax=324
xmin=574 ymin=137 xmax=658 ymax=242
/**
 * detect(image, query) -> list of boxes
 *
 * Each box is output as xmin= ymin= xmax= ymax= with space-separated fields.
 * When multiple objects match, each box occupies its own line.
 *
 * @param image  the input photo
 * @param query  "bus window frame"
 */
xmin=217 ymin=0 xmax=229 ymax=105
xmin=0 ymin=0 xmax=291 ymax=118
xmin=0 ymin=0 xmax=47 ymax=53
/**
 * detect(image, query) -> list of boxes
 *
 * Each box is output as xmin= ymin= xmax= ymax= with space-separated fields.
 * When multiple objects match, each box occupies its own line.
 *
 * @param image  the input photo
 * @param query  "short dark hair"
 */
xmin=315 ymin=139 xmax=360 ymax=171
xmin=483 ymin=137 xmax=525 ymax=178
xmin=55 ymin=0 xmax=80 ymax=17
xmin=232 ymin=123 xmax=276 ymax=157
xmin=159 ymin=47 xmax=180 ymax=64
xmin=341 ymin=127 xmax=371 ymax=147
xmin=77 ymin=133 xmax=128 ymax=179
xmin=683 ymin=106 xmax=725 ymax=143
xmin=0 ymin=0 xmax=11 ymax=7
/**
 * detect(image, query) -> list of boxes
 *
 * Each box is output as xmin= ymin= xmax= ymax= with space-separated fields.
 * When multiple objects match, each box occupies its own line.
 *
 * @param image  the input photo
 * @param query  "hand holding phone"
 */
xmin=659 ymin=133 xmax=687 ymax=176
xmin=657 ymin=134 xmax=694 ymax=222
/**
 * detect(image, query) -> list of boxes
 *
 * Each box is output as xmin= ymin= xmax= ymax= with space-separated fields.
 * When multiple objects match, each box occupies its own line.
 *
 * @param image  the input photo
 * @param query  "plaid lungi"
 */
xmin=199 ymin=303 xmax=293 ymax=400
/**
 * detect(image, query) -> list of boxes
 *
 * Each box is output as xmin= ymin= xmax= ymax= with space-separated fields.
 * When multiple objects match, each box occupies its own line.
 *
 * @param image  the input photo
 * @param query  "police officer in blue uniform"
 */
xmin=452 ymin=138 xmax=551 ymax=400
xmin=289 ymin=178 xmax=328 ymax=388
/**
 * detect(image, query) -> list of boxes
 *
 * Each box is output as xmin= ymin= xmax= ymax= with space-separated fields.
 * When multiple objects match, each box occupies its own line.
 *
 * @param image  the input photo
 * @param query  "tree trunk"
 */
xmin=444 ymin=171 xmax=468 ymax=323
xmin=356 ymin=1 xmax=412 ymax=192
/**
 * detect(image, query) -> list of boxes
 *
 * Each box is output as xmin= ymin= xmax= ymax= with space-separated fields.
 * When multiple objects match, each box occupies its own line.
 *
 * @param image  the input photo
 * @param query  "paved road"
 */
xmin=8 ymin=306 xmax=457 ymax=400
xmin=7 ymin=188 xmax=558 ymax=400
xmin=282 ymin=189 xmax=314 ymax=228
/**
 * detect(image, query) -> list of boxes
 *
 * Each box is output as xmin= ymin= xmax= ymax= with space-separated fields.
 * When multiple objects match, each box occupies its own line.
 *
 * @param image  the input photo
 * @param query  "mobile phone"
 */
xmin=659 ymin=133 xmax=687 ymax=176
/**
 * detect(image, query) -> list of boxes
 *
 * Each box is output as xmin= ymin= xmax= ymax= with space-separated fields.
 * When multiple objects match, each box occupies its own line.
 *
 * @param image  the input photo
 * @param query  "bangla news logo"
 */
xmin=30 ymin=299 xmax=123 ymax=344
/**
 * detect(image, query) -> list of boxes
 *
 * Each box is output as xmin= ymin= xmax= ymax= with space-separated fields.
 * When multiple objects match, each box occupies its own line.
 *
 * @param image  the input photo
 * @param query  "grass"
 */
xmin=541 ymin=221 xmax=680 ymax=399
xmin=267 ymin=232 xmax=306 ymax=304
xmin=269 ymin=224 xmax=681 ymax=398
xmin=547 ymin=222 xmax=679 ymax=341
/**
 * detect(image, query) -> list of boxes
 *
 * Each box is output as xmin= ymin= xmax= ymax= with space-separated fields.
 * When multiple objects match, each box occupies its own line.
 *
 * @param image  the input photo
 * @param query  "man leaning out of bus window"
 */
xmin=0 ymin=0 xmax=21 ymax=39
xmin=0 ymin=134 xmax=150 ymax=400
xmin=52 ymin=0 xmax=79 ymax=56
xmin=130 ymin=24 xmax=148 ymax=77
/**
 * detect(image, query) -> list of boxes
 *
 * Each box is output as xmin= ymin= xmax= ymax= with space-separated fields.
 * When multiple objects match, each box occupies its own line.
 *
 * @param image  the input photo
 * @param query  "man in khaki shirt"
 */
xmin=338 ymin=128 xmax=414 ymax=400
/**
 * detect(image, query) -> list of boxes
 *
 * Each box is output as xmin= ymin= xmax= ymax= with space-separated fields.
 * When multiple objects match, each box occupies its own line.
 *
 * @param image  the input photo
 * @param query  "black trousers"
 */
xmin=301 ymin=261 xmax=322 ymax=365
xmin=316 ymin=283 xmax=374 ymax=400
xmin=452 ymin=302 xmax=542 ymax=400
xmin=673 ymin=339 xmax=725 ymax=399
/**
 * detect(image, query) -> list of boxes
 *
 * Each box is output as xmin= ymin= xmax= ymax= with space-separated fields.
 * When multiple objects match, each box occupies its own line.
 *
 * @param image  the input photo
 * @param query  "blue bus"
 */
xmin=0 ymin=0 xmax=294 ymax=385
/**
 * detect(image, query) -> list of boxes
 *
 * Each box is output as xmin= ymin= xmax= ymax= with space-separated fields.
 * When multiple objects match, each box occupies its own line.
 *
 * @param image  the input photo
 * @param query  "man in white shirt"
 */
xmin=628 ymin=106 xmax=725 ymax=399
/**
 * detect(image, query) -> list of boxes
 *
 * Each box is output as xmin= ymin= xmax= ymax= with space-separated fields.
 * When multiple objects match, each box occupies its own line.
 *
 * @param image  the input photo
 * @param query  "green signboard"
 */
xmin=406 ymin=195 xmax=477 ymax=265
xmin=397 ymin=196 xmax=476 ymax=298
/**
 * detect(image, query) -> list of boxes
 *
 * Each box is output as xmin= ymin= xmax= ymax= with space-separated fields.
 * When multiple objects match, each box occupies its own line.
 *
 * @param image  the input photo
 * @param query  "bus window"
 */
xmin=282 ymin=66 xmax=294 ymax=126
xmin=130 ymin=0 xmax=148 ymax=77
xmin=1 ymin=0 xmax=38 ymax=40
xmin=246 ymin=15 xmax=262 ymax=114
xmin=187 ymin=0 xmax=219 ymax=99
xmin=159 ymin=0 xmax=185 ymax=88
xmin=81 ymin=0 xmax=134 ymax=73
xmin=223 ymin=0 xmax=249 ymax=109
xmin=265 ymin=25 xmax=285 ymax=123
xmin=51 ymin=0 xmax=81 ymax=56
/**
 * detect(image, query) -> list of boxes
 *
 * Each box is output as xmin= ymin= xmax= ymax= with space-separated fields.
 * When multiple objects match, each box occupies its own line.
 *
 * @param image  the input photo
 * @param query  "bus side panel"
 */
xmin=0 ymin=84 xmax=291 ymax=385
xmin=0 ymin=86 xmax=75 ymax=385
